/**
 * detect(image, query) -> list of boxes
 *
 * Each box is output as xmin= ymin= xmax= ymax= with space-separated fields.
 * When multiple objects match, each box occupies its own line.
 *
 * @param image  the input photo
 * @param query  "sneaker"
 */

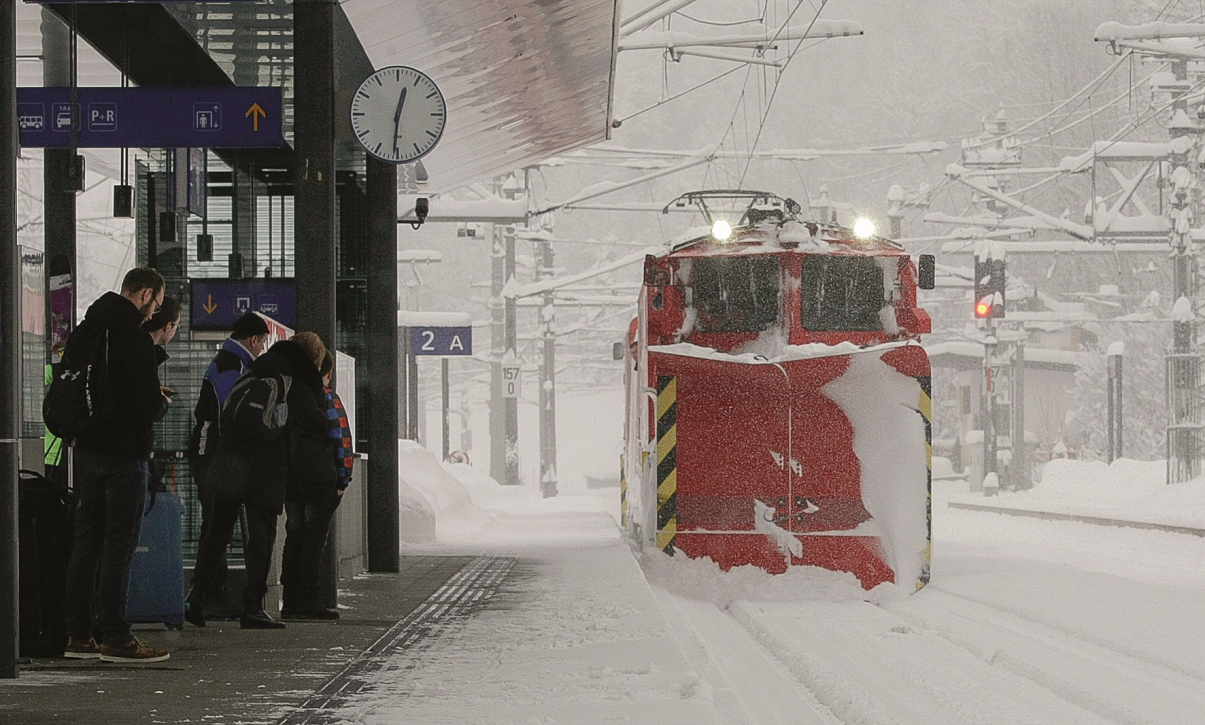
xmin=63 ymin=636 xmax=101 ymax=659
xmin=99 ymin=639 xmax=170 ymax=663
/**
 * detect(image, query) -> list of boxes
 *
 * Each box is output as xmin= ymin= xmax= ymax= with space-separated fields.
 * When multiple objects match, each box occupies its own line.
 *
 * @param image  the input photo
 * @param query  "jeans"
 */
xmin=280 ymin=490 xmax=341 ymax=609
xmin=192 ymin=497 xmax=278 ymax=612
xmin=63 ymin=451 xmax=148 ymax=647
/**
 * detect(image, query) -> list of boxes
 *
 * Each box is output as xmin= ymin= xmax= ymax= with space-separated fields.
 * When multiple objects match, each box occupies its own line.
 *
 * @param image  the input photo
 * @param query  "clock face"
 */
xmin=350 ymin=65 xmax=447 ymax=164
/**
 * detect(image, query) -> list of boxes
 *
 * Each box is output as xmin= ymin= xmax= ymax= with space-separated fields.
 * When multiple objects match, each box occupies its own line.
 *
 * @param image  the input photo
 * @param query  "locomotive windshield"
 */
xmin=690 ymin=256 xmax=781 ymax=333
xmin=799 ymin=255 xmax=885 ymax=331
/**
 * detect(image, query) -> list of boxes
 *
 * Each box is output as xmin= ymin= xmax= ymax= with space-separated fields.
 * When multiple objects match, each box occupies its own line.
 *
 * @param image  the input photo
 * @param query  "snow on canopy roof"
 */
xmin=343 ymin=0 xmax=618 ymax=194
xmin=1060 ymin=138 xmax=1194 ymax=173
xmin=1094 ymin=21 xmax=1205 ymax=41
xmin=926 ymin=341 xmax=1086 ymax=372
xmin=398 ymin=311 xmax=474 ymax=328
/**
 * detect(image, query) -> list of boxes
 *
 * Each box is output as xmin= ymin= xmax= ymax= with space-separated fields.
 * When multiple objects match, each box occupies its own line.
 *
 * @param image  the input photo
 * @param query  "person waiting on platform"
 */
xmin=281 ymin=350 xmax=352 ymax=620
xmin=142 ymin=295 xmax=181 ymax=362
xmin=189 ymin=332 xmax=329 ymax=629
xmin=184 ymin=313 xmax=270 ymax=624
xmin=62 ymin=267 xmax=172 ymax=663
xmin=142 ymin=296 xmax=182 ymax=490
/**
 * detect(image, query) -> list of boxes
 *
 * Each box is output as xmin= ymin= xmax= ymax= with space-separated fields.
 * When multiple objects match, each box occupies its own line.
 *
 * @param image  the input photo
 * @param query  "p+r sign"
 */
xmin=410 ymin=326 xmax=472 ymax=356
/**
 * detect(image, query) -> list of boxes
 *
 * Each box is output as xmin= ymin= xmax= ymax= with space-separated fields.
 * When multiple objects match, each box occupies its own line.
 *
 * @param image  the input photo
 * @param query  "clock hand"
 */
xmin=393 ymin=87 xmax=407 ymax=155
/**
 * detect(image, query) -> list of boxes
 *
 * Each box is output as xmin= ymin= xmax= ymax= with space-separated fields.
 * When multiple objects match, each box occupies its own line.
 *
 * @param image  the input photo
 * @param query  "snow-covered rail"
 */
xmin=885 ymin=587 xmax=1205 ymax=724
xmin=653 ymin=583 xmax=1205 ymax=724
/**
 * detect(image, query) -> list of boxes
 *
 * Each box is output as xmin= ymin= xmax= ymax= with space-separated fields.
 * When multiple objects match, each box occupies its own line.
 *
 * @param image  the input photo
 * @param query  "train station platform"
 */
xmin=0 ymin=555 xmax=484 ymax=724
xmin=0 ymin=483 xmax=727 ymax=725
xmin=942 ymin=458 xmax=1205 ymax=537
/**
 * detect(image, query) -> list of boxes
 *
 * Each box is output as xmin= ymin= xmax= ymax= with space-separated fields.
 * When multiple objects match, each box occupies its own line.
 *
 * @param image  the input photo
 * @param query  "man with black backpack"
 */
xmin=183 ymin=313 xmax=269 ymax=622
xmin=59 ymin=267 xmax=172 ymax=663
xmin=189 ymin=332 xmax=329 ymax=629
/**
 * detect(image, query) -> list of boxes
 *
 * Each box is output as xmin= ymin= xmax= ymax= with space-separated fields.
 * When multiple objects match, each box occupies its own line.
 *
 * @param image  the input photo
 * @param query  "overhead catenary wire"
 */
xmin=737 ymin=0 xmax=831 ymax=186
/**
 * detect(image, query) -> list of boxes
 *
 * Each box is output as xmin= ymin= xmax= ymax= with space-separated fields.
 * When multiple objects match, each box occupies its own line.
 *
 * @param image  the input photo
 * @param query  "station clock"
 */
xmin=350 ymin=65 xmax=446 ymax=164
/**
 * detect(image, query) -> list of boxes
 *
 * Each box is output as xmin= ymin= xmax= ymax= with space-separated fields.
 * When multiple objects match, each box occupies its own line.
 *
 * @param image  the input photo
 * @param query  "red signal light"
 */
xmin=975 ymin=299 xmax=991 ymax=318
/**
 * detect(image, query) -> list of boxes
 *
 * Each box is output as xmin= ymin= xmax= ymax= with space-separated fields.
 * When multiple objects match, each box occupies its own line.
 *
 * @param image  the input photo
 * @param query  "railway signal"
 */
xmin=974 ymin=253 xmax=1006 ymax=319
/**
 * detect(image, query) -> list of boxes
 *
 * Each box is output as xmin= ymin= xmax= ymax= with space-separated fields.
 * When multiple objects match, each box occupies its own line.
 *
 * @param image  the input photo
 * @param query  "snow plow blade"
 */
xmin=647 ymin=342 xmax=931 ymax=590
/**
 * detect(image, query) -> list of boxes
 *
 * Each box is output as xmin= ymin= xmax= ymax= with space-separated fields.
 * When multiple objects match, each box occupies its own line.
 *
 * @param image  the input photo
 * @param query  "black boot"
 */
xmin=240 ymin=610 xmax=286 ymax=629
xmin=281 ymin=602 xmax=339 ymax=621
xmin=240 ymin=591 xmax=285 ymax=629
xmin=184 ymin=584 xmax=206 ymax=627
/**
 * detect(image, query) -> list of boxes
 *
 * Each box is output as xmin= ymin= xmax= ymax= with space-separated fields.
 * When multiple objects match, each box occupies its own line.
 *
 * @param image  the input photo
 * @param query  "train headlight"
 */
xmin=853 ymin=218 xmax=875 ymax=239
xmin=711 ymin=219 xmax=733 ymax=242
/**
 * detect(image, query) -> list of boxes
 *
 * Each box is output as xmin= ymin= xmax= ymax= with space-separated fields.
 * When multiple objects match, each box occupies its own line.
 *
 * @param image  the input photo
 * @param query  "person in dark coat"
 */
xmin=183 ymin=313 xmax=269 ymax=619
xmin=281 ymin=350 xmax=345 ymax=620
xmin=62 ymin=267 xmax=172 ymax=663
xmin=188 ymin=333 xmax=328 ymax=629
xmin=142 ymin=296 xmax=181 ymax=491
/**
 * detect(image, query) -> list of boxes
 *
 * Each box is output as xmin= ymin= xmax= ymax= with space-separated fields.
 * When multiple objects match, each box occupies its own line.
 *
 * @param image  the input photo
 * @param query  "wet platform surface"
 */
xmin=0 ymin=555 xmax=489 ymax=724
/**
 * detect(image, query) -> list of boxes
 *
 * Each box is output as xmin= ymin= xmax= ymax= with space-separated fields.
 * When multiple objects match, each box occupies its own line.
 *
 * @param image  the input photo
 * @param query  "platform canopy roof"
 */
xmin=342 ymin=0 xmax=620 ymax=193
xmin=20 ymin=0 xmax=619 ymax=195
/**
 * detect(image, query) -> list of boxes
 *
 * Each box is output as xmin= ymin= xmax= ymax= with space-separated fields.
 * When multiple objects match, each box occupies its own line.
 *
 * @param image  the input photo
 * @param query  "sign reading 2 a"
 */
xmin=350 ymin=65 xmax=446 ymax=164
xmin=410 ymin=326 xmax=472 ymax=356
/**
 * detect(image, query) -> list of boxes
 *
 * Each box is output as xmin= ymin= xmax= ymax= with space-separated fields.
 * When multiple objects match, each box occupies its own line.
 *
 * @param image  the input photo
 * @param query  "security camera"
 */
xmin=409 ymin=197 xmax=429 ymax=230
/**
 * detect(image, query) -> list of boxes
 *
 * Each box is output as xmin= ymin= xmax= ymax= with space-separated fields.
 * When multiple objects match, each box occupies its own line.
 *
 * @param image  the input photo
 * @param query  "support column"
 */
xmin=1 ymin=0 xmax=20 ymax=680
xmin=365 ymin=157 xmax=399 ymax=572
xmin=441 ymin=357 xmax=450 ymax=462
xmin=293 ymin=0 xmax=336 ymax=350
xmin=982 ymin=327 xmax=997 ymax=494
xmin=1166 ymin=59 xmax=1201 ymax=484
xmin=503 ymin=225 xmax=519 ymax=485
xmin=538 ymin=235 xmax=557 ymax=497
xmin=42 ymin=9 xmax=74 ymax=341
xmin=1012 ymin=342 xmax=1028 ymax=490
xmin=490 ymin=224 xmax=504 ymax=482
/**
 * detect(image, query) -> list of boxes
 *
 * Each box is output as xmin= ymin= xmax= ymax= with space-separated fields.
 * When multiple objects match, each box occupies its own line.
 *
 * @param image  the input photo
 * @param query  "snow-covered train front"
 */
xmin=621 ymin=191 xmax=935 ymax=590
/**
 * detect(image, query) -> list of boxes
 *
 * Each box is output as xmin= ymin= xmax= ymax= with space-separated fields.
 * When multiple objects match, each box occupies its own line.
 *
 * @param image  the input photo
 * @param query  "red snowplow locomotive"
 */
xmin=621 ymin=191 xmax=935 ymax=590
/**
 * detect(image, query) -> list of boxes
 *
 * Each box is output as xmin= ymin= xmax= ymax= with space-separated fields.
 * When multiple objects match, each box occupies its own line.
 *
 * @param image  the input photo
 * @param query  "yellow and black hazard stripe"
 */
xmin=620 ymin=454 xmax=628 ymax=529
xmin=656 ymin=375 xmax=678 ymax=554
xmin=917 ymin=375 xmax=932 ymax=590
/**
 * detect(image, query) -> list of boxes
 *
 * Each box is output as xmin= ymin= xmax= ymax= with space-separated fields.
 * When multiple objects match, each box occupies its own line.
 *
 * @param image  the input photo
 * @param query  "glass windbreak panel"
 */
xmin=799 ymin=256 xmax=885 ymax=331
xmin=691 ymin=256 xmax=781 ymax=333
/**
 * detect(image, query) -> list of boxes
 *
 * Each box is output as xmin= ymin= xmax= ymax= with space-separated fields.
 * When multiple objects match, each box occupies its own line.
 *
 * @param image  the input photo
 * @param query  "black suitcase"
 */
xmin=18 ymin=468 xmax=73 ymax=657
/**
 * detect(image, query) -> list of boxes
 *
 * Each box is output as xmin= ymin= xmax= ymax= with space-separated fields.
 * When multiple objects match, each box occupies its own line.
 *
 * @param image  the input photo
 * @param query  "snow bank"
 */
xmin=398 ymin=439 xmax=491 ymax=542
xmin=952 ymin=457 xmax=1205 ymax=530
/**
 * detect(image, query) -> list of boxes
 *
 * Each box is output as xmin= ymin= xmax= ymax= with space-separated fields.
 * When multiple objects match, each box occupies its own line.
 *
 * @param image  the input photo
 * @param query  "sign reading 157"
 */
xmin=410 ymin=326 xmax=472 ymax=356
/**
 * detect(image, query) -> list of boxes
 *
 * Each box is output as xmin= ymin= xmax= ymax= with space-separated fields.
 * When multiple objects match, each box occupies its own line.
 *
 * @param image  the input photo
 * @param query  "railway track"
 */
xmin=655 ymin=577 xmax=1204 ymax=724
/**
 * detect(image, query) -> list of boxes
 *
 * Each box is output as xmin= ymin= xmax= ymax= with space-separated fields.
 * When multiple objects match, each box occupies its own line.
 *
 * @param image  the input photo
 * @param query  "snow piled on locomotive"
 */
xmin=824 ymin=352 xmax=931 ymax=589
xmin=622 ymin=191 xmax=933 ymax=593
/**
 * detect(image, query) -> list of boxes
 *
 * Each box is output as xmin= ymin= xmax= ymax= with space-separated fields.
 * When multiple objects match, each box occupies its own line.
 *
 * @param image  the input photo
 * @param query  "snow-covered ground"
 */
xmin=334 ymin=396 xmax=1205 ymax=724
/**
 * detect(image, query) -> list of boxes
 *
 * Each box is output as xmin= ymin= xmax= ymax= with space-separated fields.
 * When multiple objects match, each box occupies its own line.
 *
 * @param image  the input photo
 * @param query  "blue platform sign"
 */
xmin=411 ymin=326 xmax=473 ymax=356
xmin=17 ymin=87 xmax=283 ymax=148
xmin=25 ymin=0 xmax=257 ymax=3
xmin=191 ymin=279 xmax=295 ymax=331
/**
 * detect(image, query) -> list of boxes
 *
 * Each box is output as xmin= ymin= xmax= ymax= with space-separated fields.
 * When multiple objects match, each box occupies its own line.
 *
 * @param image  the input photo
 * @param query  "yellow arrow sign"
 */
xmin=203 ymin=294 xmax=217 ymax=314
xmin=245 ymin=103 xmax=266 ymax=132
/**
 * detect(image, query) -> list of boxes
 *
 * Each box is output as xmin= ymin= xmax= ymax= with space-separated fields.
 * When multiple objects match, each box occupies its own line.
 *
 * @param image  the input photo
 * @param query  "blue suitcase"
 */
xmin=126 ymin=490 xmax=186 ymax=629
